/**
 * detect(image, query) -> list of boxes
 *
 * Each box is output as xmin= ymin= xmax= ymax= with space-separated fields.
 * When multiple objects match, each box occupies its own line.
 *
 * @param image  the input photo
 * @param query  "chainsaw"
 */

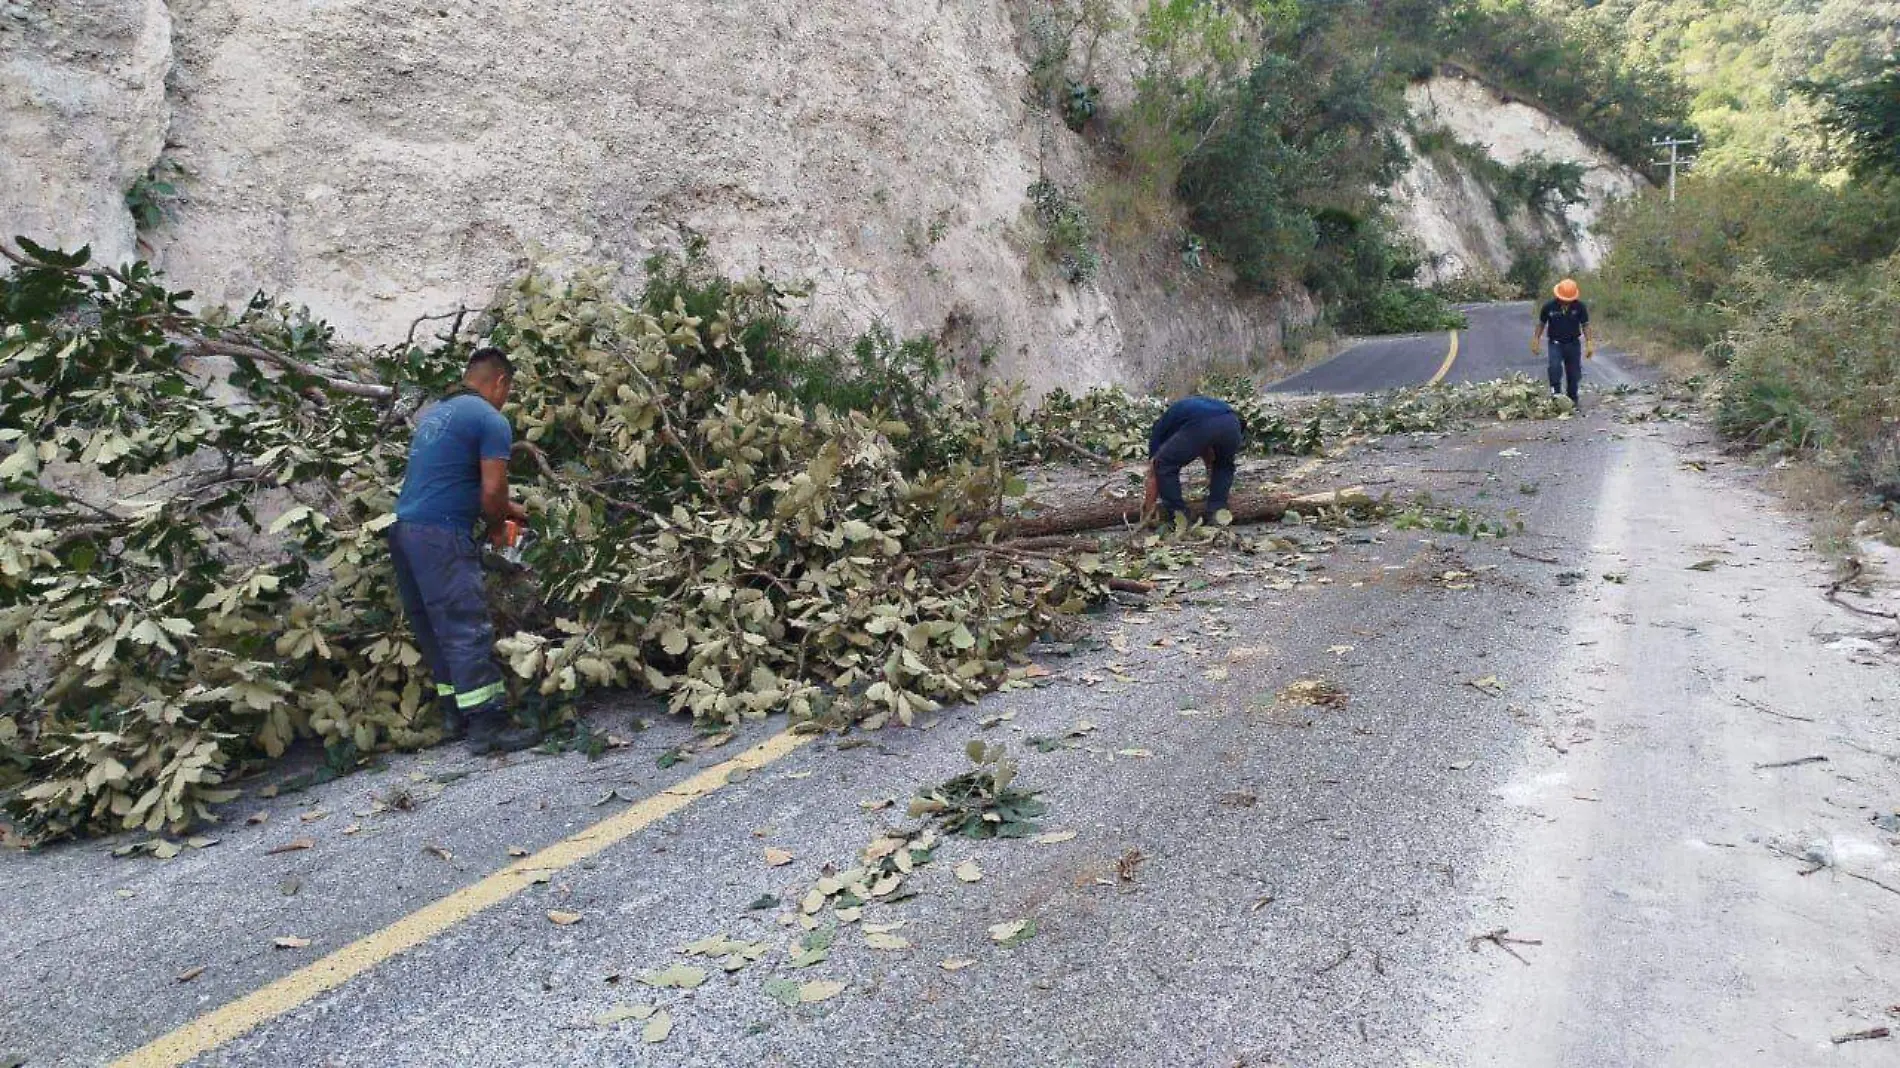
xmin=486 ymin=519 xmax=537 ymax=572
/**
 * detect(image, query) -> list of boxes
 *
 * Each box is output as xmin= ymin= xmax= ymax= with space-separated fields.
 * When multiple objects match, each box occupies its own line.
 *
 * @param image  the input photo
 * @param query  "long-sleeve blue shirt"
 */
xmin=1149 ymin=396 xmax=1238 ymax=456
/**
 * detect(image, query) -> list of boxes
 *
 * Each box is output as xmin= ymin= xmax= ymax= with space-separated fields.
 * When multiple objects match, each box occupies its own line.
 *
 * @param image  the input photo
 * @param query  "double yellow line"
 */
xmin=112 ymin=728 xmax=815 ymax=1068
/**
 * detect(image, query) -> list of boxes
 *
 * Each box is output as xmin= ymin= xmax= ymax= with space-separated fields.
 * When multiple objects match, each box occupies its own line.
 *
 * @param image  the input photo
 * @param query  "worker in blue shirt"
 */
xmin=388 ymin=347 xmax=539 ymax=754
xmin=1144 ymin=395 xmax=1245 ymax=523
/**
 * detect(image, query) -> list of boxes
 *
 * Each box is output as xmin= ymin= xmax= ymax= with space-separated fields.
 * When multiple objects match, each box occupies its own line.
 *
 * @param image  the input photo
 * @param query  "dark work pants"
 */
xmin=1547 ymin=339 xmax=1583 ymax=403
xmin=387 ymin=522 xmax=504 ymax=721
xmin=1153 ymin=411 xmax=1244 ymax=517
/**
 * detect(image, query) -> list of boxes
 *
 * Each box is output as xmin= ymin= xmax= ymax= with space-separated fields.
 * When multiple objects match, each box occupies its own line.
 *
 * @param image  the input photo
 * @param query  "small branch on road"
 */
xmin=1826 ymin=558 xmax=1900 ymax=621
xmin=1831 ymin=1027 xmax=1891 ymax=1045
xmin=1507 ymin=546 xmax=1561 ymax=565
xmin=1841 ymin=869 xmax=1900 ymax=898
xmin=1769 ymin=844 xmax=1900 ymax=895
xmin=1733 ymin=695 xmax=1815 ymax=723
xmin=1466 ymin=928 xmax=1540 ymax=965
xmin=1753 ymin=755 xmax=1828 ymax=770
xmin=1312 ymin=944 xmax=1354 ymax=976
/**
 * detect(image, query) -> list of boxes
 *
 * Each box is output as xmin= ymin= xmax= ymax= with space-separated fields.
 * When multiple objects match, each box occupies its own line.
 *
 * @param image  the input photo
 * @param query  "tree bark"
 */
xmin=999 ymin=487 xmax=1369 ymax=539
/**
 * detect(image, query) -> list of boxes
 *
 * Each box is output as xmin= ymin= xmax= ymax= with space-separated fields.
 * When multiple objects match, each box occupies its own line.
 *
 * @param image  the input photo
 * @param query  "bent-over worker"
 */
xmin=1144 ymin=395 xmax=1244 ymax=523
xmin=1532 ymin=278 xmax=1594 ymax=405
xmin=388 ymin=347 xmax=539 ymax=754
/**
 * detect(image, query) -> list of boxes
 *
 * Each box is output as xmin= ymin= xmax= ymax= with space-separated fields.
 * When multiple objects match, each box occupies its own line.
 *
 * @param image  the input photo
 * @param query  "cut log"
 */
xmin=1001 ymin=486 xmax=1370 ymax=539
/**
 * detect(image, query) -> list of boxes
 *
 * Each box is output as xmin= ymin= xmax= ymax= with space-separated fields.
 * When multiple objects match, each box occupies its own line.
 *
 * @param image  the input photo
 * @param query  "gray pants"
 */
xmin=387 ymin=522 xmax=504 ymax=720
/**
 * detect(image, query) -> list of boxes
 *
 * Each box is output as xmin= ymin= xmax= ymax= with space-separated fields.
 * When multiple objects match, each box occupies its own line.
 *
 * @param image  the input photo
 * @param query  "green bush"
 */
xmin=1349 ymin=284 xmax=1469 ymax=335
xmin=124 ymin=161 xmax=183 ymax=234
xmin=1029 ymin=178 xmax=1101 ymax=284
xmin=1717 ymin=256 xmax=1900 ymax=492
xmin=1175 ymin=18 xmax=1411 ymax=292
xmin=1590 ymin=171 xmax=1900 ymax=355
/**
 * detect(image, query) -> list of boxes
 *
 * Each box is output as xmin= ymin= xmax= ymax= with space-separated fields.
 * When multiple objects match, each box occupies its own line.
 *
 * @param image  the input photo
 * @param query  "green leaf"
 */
xmin=660 ymin=627 xmax=689 ymax=656
xmin=989 ymin=918 xmax=1037 ymax=947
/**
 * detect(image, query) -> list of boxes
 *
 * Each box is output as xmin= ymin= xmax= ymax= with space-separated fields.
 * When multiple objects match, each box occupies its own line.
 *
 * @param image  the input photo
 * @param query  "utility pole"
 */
xmin=1650 ymin=135 xmax=1700 ymax=202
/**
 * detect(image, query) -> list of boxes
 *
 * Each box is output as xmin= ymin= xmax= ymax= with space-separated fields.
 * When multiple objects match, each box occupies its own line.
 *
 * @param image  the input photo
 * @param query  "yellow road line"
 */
xmin=113 ymin=728 xmax=816 ymax=1068
xmin=1428 ymin=330 xmax=1459 ymax=386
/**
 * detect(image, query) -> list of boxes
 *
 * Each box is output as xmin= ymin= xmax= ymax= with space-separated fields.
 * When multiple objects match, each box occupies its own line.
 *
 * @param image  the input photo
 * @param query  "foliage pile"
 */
xmin=908 ymin=740 xmax=1048 ymax=840
xmin=0 ymin=243 xmax=1109 ymax=843
xmin=1016 ymin=374 xmax=1567 ymax=466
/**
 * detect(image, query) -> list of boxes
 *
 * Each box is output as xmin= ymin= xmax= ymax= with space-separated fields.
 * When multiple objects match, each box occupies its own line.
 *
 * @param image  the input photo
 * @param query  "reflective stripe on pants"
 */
xmin=388 ymin=521 xmax=505 ymax=715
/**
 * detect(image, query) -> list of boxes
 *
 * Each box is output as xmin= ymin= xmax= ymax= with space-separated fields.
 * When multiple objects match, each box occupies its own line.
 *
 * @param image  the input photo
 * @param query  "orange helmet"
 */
xmin=1553 ymin=278 xmax=1581 ymax=301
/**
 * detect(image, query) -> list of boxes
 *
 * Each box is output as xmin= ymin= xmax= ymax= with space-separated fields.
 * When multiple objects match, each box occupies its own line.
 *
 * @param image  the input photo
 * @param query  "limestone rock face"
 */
xmin=4 ymin=8 xmax=1635 ymax=390
xmin=1393 ymin=72 xmax=1648 ymax=287
xmin=3 ymin=0 xmax=1308 ymax=393
xmin=1 ymin=0 xmax=173 ymax=267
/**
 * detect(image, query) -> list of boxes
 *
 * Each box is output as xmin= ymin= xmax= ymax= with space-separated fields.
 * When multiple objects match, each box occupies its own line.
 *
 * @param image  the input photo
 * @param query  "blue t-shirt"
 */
xmin=1149 ymin=396 xmax=1239 ymax=456
xmin=395 ymin=393 xmax=513 ymax=530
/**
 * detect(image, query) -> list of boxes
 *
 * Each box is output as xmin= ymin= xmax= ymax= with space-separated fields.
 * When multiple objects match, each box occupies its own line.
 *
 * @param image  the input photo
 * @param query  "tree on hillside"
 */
xmin=1575 ymin=0 xmax=1900 ymax=172
xmin=1801 ymin=58 xmax=1900 ymax=178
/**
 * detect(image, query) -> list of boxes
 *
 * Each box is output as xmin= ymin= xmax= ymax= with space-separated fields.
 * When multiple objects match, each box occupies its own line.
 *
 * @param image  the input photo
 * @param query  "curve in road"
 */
xmin=1271 ymin=301 xmax=1643 ymax=394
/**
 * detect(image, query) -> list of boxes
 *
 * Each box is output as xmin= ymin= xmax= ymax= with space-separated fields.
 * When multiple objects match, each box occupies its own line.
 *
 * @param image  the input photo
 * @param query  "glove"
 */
xmin=1586 ymin=345 xmax=1596 ymax=360
xmin=1529 ymin=338 xmax=1540 ymax=356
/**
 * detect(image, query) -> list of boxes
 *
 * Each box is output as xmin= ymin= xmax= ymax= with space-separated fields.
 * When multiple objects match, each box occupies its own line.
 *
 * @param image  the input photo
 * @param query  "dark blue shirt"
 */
xmin=395 ymin=393 xmax=512 ymax=531
xmin=1149 ymin=396 xmax=1238 ymax=456
xmin=1539 ymin=299 xmax=1590 ymax=343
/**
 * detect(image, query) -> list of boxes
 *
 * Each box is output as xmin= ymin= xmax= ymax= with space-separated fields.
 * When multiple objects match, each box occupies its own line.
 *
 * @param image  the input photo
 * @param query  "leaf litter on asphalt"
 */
xmin=642 ymin=1010 xmax=673 ymax=1044
xmin=593 ymin=1003 xmax=654 ymax=1028
xmin=640 ymin=964 xmax=707 ymax=989
xmin=799 ymin=980 xmax=847 ymax=1003
xmin=989 ymin=919 xmax=1037 ymax=947
xmin=1279 ymin=679 xmax=1349 ymax=708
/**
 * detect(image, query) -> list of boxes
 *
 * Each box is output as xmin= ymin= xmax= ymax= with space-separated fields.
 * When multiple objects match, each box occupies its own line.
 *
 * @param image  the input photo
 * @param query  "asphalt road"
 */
xmin=4 ymin=362 xmax=1896 ymax=1067
xmin=1270 ymin=302 xmax=1641 ymax=394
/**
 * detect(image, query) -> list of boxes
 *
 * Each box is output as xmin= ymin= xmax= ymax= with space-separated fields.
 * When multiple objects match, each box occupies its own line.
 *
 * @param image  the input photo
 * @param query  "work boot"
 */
xmin=439 ymin=700 xmax=466 ymax=742
xmin=465 ymin=708 xmax=542 ymax=755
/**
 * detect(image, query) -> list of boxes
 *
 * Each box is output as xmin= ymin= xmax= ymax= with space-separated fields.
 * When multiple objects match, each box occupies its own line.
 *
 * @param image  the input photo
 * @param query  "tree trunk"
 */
xmin=1000 ymin=487 xmax=1368 ymax=540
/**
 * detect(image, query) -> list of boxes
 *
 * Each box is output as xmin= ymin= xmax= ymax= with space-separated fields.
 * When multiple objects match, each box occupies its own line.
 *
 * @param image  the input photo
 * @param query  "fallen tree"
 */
xmin=999 ymin=487 xmax=1372 ymax=539
xmin=0 ymin=236 xmax=1559 ymax=844
xmin=0 ymin=244 xmax=1113 ymax=842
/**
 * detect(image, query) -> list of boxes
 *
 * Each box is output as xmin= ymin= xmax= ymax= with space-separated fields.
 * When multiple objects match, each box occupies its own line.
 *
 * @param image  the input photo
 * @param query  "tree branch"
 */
xmin=185 ymin=337 xmax=395 ymax=401
xmin=2 ymin=239 xmax=398 ymax=403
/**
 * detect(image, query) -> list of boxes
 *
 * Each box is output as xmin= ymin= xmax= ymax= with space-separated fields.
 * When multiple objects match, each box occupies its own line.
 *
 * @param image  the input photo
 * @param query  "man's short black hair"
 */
xmin=465 ymin=346 xmax=514 ymax=380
